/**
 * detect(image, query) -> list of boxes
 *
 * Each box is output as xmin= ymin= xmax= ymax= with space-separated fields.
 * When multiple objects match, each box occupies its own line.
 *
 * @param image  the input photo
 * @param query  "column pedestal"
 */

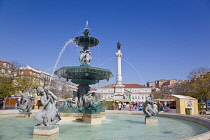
xmin=83 ymin=114 xmax=103 ymax=124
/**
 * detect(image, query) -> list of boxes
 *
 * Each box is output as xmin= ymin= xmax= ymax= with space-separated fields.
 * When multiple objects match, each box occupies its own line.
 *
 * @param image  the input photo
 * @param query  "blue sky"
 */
xmin=0 ymin=0 xmax=209 ymax=87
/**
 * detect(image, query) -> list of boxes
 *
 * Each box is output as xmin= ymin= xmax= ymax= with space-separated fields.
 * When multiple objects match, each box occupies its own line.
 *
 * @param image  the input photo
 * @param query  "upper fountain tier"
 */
xmin=73 ymin=28 xmax=99 ymax=48
xmin=54 ymin=25 xmax=113 ymax=85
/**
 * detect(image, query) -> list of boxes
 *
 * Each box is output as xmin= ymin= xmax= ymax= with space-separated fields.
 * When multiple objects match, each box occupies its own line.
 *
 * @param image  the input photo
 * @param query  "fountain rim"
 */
xmin=0 ymin=110 xmax=210 ymax=140
xmin=54 ymin=65 xmax=113 ymax=76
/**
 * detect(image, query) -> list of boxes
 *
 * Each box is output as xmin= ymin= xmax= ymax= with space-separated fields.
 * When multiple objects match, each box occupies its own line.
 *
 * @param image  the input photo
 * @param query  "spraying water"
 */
xmin=122 ymin=58 xmax=145 ymax=84
xmin=50 ymin=39 xmax=74 ymax=83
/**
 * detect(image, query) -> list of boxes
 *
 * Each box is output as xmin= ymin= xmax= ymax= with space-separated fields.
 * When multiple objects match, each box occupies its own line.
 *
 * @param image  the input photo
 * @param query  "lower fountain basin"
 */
xmin=54 ymin=65 xmax=113 ymax=85
xmin=0 ymin=113 xmax=208 ymax=140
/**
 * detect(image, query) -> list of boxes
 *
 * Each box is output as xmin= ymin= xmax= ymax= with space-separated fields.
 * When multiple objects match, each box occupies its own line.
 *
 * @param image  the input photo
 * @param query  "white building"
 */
xmin=97 ymin=84 xmax=151 ymax=102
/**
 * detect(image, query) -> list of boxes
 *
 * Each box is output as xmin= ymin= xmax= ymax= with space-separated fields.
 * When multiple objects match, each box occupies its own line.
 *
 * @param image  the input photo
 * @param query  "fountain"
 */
xmin=54 ymin=24 xmax=113 ymax=124
xmin=0 ymin=24 xmax=210 ymax=140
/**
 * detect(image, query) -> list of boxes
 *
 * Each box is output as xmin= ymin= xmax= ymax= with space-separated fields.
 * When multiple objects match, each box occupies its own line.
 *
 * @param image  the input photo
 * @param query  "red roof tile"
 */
xmin=99 ymin=84 xmax=148 ymax=88
xmin=0 ymin=60 xmax=9 ymax=63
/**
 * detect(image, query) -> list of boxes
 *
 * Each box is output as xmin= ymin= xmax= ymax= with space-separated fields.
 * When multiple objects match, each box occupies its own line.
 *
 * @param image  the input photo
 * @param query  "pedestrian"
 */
xmin=138 ymin=102 xmax=143 ymax=111
xmin=118 ymin=102 xmax=122 ymax=110
xmin=164 ymin=105 xmax=171 ymax=112
xmin=123 ymin=102 xmax=126 ymax=108
xmin=153 ymin=103 xmax=158 ymax=110
xmin=129 ymin=104 xmax=133 ymax=111
xmin=0 ymin=99 xmax=3 ymax=109
xmin=160 ymin=104 xmax=164 ymax=112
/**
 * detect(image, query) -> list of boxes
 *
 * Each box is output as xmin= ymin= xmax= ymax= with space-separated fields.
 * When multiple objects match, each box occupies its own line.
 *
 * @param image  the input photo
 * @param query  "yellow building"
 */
xmin=171 ymin=94 xmax=198 ymax=115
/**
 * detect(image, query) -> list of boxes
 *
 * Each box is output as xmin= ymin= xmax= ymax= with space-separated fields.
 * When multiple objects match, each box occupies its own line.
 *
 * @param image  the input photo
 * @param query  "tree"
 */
xmin=173 ymin=80 xmax=191 ymax=95
xmin=0 ymin=60 xmax=25 ymax=109
xmin=0 ymin=61 xmax=17 ymax=109
xmin=15 ymin=75 xmax=40 ymax=95
xmin=188 ymin=67 xmax=210 ymax=79
xmin=153 ymin=91 xmax=164 ymax=99
xmin=0 ymin=77 xmax=15 ymax=109
xmin=10 ymin=60 xmax=24 ymax=69
xmin=189 ymin=72 xmax=210 ymax=110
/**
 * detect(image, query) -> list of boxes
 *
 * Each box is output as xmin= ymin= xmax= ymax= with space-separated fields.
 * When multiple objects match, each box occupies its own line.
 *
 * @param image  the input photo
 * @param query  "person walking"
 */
xmin=129 ymin=104 xmax=133 ymax=111
xmin=0 ymin=99 xmax=3 ymax=109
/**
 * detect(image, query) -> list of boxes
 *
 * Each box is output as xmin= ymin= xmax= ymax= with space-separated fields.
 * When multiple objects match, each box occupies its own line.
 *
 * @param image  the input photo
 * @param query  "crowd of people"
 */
xmin=116 ymin=101 xmax=171 ymax=112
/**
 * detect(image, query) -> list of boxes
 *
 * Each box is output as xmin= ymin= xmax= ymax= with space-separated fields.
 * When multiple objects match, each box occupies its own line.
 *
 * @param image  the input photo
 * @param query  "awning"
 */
xmin=155 ymin=99 xmax=175 ymax=102
xmin=102 ymin=98 xmax=115 ymax=101
xmin=116 ymin=99 xmax=131 ymax=102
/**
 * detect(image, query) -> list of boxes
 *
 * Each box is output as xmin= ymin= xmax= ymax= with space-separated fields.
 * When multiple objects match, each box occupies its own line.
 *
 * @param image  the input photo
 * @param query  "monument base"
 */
xmin=83 ymin=114 xmax=103 ymax=124
xmin=16 ymin=113 xmax=32 ymax=118
xmin=33 ymin=125 xmax=59 ymax=136
xmin=145 ymin=116 xmax=158 ymax=124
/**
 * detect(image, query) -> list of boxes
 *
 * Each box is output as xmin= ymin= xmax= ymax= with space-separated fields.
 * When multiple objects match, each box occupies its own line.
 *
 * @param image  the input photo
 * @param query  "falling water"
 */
xmin=50 ymin=39 xmax=74 ymax=83
xmin=122 ymin=58 xmax=145 ymax=84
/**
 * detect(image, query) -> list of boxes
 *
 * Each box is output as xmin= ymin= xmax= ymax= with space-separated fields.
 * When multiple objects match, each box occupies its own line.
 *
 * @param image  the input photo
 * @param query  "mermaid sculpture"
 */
xmin=143 ymin=94 xmax=158 ymax=117
xmin=18 ymin=93 xmax=33 ymax=114
xmin=34 ymin=86 xmax=61 ymax=126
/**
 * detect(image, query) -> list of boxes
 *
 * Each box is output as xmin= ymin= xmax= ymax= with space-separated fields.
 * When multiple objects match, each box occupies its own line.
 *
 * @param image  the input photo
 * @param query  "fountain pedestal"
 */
xmin=145 ymin=116 xmax=158 ymax=124
xmin=33 ymin=125 xmax=59 ymax=136
xmin=60 ymin=112 xmax=106 ymax=124
xmin=60 ymin=113 xmax=84 ymax=122
xmin=83 ymin=114 xmax=103 ymax=124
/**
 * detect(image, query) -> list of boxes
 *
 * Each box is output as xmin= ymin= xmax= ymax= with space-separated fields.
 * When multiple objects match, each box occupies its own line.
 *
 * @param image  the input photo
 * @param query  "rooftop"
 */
xmin=99 ymin=84 xmax=148 ymax=88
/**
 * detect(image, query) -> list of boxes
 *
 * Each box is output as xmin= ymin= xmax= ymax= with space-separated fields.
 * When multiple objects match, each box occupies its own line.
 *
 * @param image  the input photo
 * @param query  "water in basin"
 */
xmin=0 ymin=114 xmax=208 ymax=140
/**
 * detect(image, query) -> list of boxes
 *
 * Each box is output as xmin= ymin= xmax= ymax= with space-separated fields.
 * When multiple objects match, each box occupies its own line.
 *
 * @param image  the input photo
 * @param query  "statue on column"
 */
xmin=117 ymin=41 xmax=121 ymax=50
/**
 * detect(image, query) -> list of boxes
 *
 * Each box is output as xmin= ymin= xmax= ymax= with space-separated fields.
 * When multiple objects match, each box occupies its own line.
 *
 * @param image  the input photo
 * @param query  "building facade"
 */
xmin=17 ymin=65 xmax=77 ymax=96
xmin=97 ymin=84 xmax=150 ymax=102
xmin=0 ymin=60 xmax=16 ymax=77
xmin=0 ymin=60 xmax=77 ymax=97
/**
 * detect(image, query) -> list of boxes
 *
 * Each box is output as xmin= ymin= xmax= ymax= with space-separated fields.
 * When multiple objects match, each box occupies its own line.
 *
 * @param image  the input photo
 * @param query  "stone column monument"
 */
xmin=114 ymin=42 xmax=126 ymax=99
